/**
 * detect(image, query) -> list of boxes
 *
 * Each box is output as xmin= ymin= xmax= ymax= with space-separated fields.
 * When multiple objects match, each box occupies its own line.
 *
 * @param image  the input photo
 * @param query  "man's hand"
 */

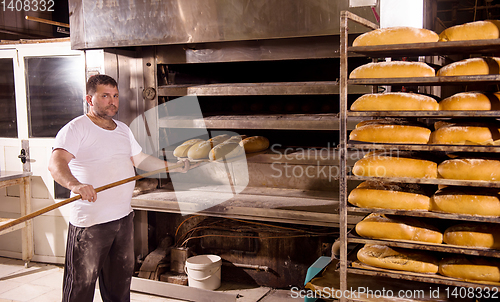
xmin=70 ymin=182 xmax=97 ymax=202
xmin=176 ymin=158 xmax=199 ymax=173
xmin=49 ymin=149 xmax=98 ymax=202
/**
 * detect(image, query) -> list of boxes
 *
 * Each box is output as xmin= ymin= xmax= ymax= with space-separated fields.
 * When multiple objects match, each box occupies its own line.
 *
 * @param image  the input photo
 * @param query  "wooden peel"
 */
xmin=25 ymin=16 xmax=70 ymax=28
xmin=0 ymin=163 xmax=184 ymax=233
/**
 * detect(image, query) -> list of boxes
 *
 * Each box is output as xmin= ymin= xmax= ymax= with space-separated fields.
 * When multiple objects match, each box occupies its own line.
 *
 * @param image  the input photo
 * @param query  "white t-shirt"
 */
xmin=53 ymin=115 xmax=142 ymax=227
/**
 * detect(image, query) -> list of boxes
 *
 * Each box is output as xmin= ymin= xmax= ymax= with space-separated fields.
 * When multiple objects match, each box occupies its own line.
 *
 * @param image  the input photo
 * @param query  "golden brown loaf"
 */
xmin=353 ymin=27 xmax=439 ymax=46
xmin=439 ymin=91 xmax=500 ymax=110
xmin=444 ymin=223 xmax=500 ymax=249
xmin=348 ymin=181 xmax=431 ymax=210
xmin=438 ymin=158 xmax=500 ymax=181
xmin=351 ymin=92 xmax=439 ymax=111
xmin=439 ymin=255 xmax=500 ymax=282
xmin=429 ymin=123 xmax=500 ymax=145
xmin=357 ymin=244 xmax=439 ymax=274
xmin=437 ymin=57 xmax=500 ymax=76
xmin=239 ymin=136 xmax=269 ymax=153
xmin=350 ymin=61 xmax=435 ymax=79
xmin=350 ymin=123 xmax=431 ymax=144
xmin=353 ymin=153 xmax=438 ymax=179
xmin=356 ymin=214 xmax=443 ymax=244
xmin=431 ymin=186 xmax=500 ymax=216
xmin=439 ymin=20 xmax=500 ymax=41
xmin=173 ymin=139 xmax=205 ymax=158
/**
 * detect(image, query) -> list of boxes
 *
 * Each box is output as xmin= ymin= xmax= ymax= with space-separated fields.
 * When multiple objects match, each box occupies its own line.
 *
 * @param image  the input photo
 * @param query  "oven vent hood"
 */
xmin=69 ymin=0 xmax=379 ymax=50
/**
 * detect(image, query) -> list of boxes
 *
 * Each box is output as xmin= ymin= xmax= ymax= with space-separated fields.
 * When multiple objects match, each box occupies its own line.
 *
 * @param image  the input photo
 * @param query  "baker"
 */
xmin=48 ymin=74 xmax=194 ymax=302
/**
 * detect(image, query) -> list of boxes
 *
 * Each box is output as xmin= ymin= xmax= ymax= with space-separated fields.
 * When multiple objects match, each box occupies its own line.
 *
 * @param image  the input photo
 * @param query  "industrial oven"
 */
xmin=69 ymin=0 xmax=380 ymax=289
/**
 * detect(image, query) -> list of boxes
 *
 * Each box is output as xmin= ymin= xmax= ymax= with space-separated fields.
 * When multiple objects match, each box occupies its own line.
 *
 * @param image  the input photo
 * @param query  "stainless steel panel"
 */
xmin=155 ymin=36 xmax=362 ymax=64
xmin=97 ymin=49 xmax=144 ymax=127
xmin=69 ymin=0 xmax=379 ymax=50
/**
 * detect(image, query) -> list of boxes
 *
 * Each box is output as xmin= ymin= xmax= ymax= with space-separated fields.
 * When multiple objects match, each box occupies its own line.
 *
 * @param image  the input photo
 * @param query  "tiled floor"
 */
xmin=0 ymin=257 xmax=298 ymax=302
xmin=0 ymin=257 xmax=182 ymax=302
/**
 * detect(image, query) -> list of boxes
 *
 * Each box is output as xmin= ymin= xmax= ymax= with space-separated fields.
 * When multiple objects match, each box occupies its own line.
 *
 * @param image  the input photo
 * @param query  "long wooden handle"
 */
xmin=0 ymin=163 xmax=183 ymax=233
xmin=25 ymin=16 xmax=70 ymax=28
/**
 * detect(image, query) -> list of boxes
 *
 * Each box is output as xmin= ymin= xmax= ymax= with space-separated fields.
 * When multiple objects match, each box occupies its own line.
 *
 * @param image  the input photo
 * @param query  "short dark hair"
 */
xmin=86 ymin=74 xmax=118 ymax=95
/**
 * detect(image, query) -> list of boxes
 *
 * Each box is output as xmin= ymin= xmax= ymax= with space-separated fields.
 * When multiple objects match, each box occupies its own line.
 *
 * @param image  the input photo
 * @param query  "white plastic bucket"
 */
xmin=185 ymin=255 xmax=222 ymax=290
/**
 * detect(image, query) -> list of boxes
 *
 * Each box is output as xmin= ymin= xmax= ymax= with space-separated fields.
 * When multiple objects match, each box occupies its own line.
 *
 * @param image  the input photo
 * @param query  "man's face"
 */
xmin=87 ymin=84 xmax=119 ymax=118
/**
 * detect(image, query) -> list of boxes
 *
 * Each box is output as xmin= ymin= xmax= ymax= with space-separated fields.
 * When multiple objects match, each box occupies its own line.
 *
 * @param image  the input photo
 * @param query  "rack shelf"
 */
xmin=348 ymin=110 xmax=500 ymax=117
xmin=348 ymin=175 xmax=500 ymax=188
xmin=347 ymin=265 xmax=500 ymax=291
xmin=348 ymin=38 xmax=500 ymax=57
xmin=158 ymin=114 xmax=364 ymax=130
xmin=336 ymin=11 xmax=500 ymax=301
xmin=347 ymin=141 xmax=500 ymax=153
xmin=348 ymin=75 xmax=500 ymax=86
xmin=348 ymin=233 xmax=500 ymax=258
xmin=347 ymin=206 xmax=500 ymax=224
xmin=157 ymin=81 xmax=372 ymax=96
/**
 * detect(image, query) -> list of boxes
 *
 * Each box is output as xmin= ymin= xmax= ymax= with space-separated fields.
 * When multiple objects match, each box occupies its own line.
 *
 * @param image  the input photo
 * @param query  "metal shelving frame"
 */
xmin=339 ymin=10 xmax=500 ymax=302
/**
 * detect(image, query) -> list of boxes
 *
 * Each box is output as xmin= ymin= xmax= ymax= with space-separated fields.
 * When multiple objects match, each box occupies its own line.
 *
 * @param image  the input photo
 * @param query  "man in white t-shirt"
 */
xmin=48 ymin=74 xmax=192 ymax=302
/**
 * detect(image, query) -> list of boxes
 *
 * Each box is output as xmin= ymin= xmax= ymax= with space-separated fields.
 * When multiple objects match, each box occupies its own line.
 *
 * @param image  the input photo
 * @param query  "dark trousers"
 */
xmin=62 ymin=212 xmax=135 ymax=302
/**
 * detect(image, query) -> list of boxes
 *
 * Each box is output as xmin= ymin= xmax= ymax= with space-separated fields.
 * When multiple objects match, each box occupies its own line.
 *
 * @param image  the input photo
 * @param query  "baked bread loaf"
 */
xmin=187 ymin=134 xmax=230 ymax=160
xmin=439 ymin=91 xmax=500 ymax=110
xmin=224 ymin=135 xmax=245 ymax=143
xmin=348 ymin=181 xmax=431 ymax=210
xmin=438 ymin=158 xmax=500 ymax=181
xmin=439 ymin=255 xmax=500 ymax=282
xmin=356 ymin=214 xmax=443 ymax=243
xmin=353 ymin=27 xmax=439 ymax=46
xmin=209 ymin=141 xmax=245 ymax=161
xmin=444 ymin=223 xmax=500 ymax=249
xmin=350 ymin=123 xmax=431 ymax=144
xmin=437 ymin=57 xmax=500 ymax=76
xmin=429 ymin=123 xmax=500 ymax=145
xmin=351 ymin=92 xmax=439 ymax=111
xmin=439 ymin=20 xmax=500 ymax=42
xmin=173 ymin=139 xmax=205 ymax=157
xmin=240 ymin=136 xmax=269 ymax=153
xmin=350 ymin=61 xmax=435 ymax=79
xmin=357 ymin=244 xmax=439 ymax=274
xmin=433 ymin=119 xmax=497 ymax=130
xmin=431 ymin=186 xmax=500 ymax=216
xmin=353 ymin=153 xmax=438 ymax=178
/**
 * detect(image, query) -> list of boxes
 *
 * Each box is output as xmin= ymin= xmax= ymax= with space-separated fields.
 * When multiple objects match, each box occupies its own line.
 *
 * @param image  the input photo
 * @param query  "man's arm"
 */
xmin=131 ymin=152 xmax=191 ymax=173
xmin=48 ymin=149 xmax=98 ymax=202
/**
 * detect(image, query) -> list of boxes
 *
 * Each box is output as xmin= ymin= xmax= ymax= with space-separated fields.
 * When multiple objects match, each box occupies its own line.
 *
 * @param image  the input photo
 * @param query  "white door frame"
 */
xmin=0 ymin=40 xmax=85 ymax=263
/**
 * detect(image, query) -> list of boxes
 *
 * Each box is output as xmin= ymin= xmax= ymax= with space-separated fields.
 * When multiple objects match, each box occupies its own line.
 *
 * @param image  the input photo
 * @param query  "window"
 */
xmin=0 ymin=58 xmax=17 ymax=138
xmin=25 ymin=56 xmax=85 ymax=137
